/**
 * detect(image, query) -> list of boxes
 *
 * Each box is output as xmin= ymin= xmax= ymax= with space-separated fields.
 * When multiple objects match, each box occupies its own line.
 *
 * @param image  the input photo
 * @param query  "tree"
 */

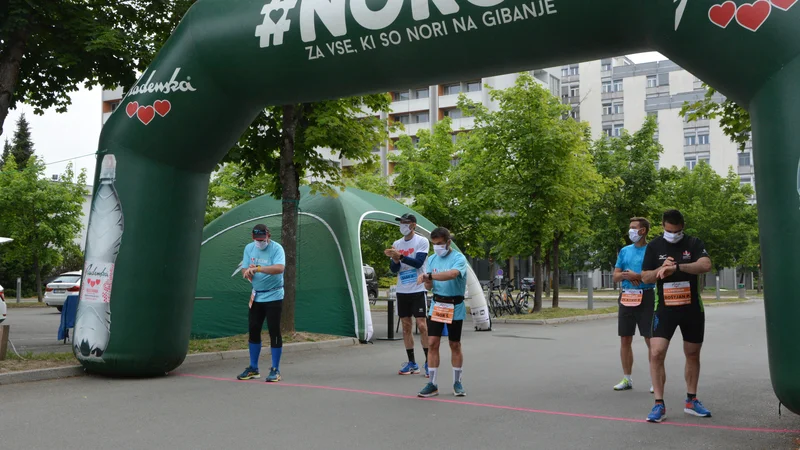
xmin=0 ymin=139 xmax=10 ymax=167
xmin=457 ymin=73 xmax=593 ymax=312
xmin=205 ymin=162 xmax=277 ymax=225
xmin=0 ymin=0 xmax=196 ymax=135
xmin=223 ymin=95 xmax=392 ymax=333
xmin=680 ymin=84 xmax=751 ymax=152
xmin=7 ymin=113 xmax=34 ymax=169
xmin=585 ymin=117 xmax=663 ymax=272
xmin=0 ymin=157 xmax=88 ymax=301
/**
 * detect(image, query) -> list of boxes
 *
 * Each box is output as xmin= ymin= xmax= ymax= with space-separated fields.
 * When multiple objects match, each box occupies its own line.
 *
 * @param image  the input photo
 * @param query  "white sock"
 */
xmin=454 ymin=367 xmax=463 ymax=384
xmin=624 ymin=374 xmax=632 ymax=382
xmin=429 ymin=368 xmax=438 ymax=386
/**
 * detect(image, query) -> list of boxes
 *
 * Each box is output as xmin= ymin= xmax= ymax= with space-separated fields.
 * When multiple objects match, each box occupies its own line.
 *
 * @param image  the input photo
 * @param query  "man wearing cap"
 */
xmin=236 ymin=224 xmax=286 ymax=382
xmin=385 ymin=213 xmax=430 ymax=377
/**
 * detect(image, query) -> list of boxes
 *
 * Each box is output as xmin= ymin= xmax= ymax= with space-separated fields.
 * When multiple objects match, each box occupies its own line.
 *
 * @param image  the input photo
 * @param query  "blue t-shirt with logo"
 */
xmin=615 ymin=244 xmax=655 ymax=290
xmin=242 ymin=241 xmax=286 ymax=302
xmin=427 ymin=250 xmax=469 ymax=321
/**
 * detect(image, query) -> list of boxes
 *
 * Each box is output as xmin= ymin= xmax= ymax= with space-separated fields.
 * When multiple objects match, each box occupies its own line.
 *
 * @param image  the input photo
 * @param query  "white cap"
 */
xmin=100 ymin=154 xmax=117 ymax=180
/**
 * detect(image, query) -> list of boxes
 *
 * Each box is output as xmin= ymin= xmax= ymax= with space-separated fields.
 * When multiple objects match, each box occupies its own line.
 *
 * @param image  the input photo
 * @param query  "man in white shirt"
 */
xmin=385 ymin=213 xmax=430 ymax=377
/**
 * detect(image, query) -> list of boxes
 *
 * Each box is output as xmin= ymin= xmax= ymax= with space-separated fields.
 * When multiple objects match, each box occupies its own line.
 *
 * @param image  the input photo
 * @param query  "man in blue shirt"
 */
xmin=236 ymin=224 xmax=286 ymax=382
xmin=416 ymin=227 xmax=468 ymax=398
xmin=611 ymin=217 xmax=655 ymax=393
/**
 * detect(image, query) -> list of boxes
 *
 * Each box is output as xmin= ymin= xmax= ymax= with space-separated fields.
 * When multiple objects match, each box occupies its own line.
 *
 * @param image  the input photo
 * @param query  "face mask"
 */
xmin=628 ymin=229 xmax=642 ymax=243
xmin=434 ymin=244 xmax=449 ymax=257
xmin=254 ymin=240 xmax=268 ymax=250
xmin=663 ymin=231 xmax=684 ymax=244
xmin=399 ymin=224 xmax=412 ymax=236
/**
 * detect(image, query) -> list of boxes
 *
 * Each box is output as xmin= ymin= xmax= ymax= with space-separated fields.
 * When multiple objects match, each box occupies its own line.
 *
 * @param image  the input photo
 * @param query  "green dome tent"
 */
xmin=193 ymin=186 xmax=490 ymax=341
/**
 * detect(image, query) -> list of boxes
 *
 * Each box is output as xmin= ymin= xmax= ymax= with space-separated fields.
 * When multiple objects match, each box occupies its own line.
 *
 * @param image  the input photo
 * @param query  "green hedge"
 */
xmin=378 ymin=276 xmax=395 ymax=289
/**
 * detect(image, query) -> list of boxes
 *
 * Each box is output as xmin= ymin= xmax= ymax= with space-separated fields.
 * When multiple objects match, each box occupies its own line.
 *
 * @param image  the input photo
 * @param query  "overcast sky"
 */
xmin=2 ymin=52 xmax=666 ymax=183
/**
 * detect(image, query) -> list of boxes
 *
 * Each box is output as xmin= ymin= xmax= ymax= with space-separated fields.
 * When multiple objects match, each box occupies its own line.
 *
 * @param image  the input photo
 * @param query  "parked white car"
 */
xmin=44 ymin=271 xmax=82 ymax=311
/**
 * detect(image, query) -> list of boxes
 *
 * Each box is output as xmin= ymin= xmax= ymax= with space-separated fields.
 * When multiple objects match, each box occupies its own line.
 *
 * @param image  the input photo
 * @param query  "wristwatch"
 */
xmin=675 ymin=264 xmax=681 ymax=272
xmin=426 ymin=273 xmax=433 ymax=281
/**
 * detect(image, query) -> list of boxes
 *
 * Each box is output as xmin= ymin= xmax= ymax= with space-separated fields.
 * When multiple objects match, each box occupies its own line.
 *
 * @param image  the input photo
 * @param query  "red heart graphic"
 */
xmin=154 ymin=99 xmax=171 ymax=117
xmin=736 ymin=0 xmax=772 ymax=31
xmin=709 ymin=1 xmax=737 ymax=28
xmin=771 ymin=0 xmax=796 ymax=10
xmin=137 ymin=105 xmax=156 ymax=125
xmin=87 ymin=280 xmax=94 ymax=287
xmin=125 ymin=101 xmax=139 ymax=118
xmin=95 ymin=279 xmax=101 ymax=285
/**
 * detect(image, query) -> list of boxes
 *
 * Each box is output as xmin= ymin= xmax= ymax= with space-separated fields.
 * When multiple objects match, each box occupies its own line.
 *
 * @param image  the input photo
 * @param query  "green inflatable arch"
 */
xmin=192 ymin=186 xmax=490 ymax=341
xmin=74 ymin=0 xmax=800 ymax=413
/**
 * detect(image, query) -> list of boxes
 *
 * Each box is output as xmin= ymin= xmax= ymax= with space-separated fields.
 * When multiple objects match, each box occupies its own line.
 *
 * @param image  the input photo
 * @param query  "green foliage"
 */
xmin=204 ymin=163 xmax=277 ymax=225
xmin=1 ymin=114 xmax=34 ymax=169
xmin=680 ymin=84 xmax=751 ymax=152
xmin=0 ymin=157 xmax=88 ymax=300
xmin=1 ymin=0 xmax=196 ymax=134
xmin=378 ymin=276 xmax=395 ymax=289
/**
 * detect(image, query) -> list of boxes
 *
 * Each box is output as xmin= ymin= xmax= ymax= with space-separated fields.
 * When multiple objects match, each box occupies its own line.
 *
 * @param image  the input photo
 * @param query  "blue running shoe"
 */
xmin=684 ymin=398 xmax=711 ymax=417
xmin=399 ymin=361 xmax=420 ymax=375
xmin=236 ymin=366 xmax=260 ymax=380
xmin=453 ymin=381 xmax=466 ymax=397
xmin=424 ymin=362 xmax=429 ymax=378
xmin=266 ymin=367 xmax=281 ymax=382
xmin=646 ymin=403 xmax=666 ymax=423
xmin=418 ymin=382 xmax=439 ymax=398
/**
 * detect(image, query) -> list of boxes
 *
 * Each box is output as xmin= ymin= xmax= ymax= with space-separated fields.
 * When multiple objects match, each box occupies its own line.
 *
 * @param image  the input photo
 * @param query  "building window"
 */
xmin=613 ymin=124 xmax=624 ymax=137
xmin=444 ymin=108 xmax=470 ymax=119
xmin=602 ymin=81 xmax=612 ymax=93
xmin=613 ymin=79 xmax=623 ymax=92
xmin=603 ymin=126 xmax=612 ymax=137
xmin=411 ymin=136 xmax=420 ymax=147
xmin=685 ymin=135 xmax=697 ymax=146
xmin=570 ymin=86 xmax=579 ymax=98
xmin=602 ymin=63 xmax=612 ymax=72
xmin=569 ymin=65 xmax=579 ymax=76
xmin=562 ymin=67 xmax=570 ymax=77
xmin=603 ymin=103 xmax=612 ymax=115
xmin=647 ymin=75 xmax=657 ymax=88
xmin=109 ymin=102 xmax=120 ymax=111
xmin=394 ymin=114 xmax=411 ymax=125
xmin=655 ymin=161 xmax=660 ymax=171
xmin=465 ymin=81 xmax=481 ymax=92
xmin=738 ymin=152 xmax=752 ymax=167
xmin=570 ymin=109 xmax=579 ymax=120
xmin=443 ymin=83 xmax=461 ymax=95
xmin=698 ymin=134 xmax=709 ymax=145
xmin=699 ymin=155 xmax=710 ymax=166
xmin=392 ymin=91 xmax=410 ymax=101
xmin=685 ymin=156 xmax=697 ymax=170
xmin=740 ymin=176 xmax=752 ymax=188
xmin=613 ymin=102 xmax=623 ymax=114
xmin=414 ymin=112 xmax=429 ymax=123
xmin=653 ymin=131 xmax=659 ymax=142
xmin=451 ymin=134 xmax=459 ymax=144
xmin=414 ymin=88 xmax=429 ymax=99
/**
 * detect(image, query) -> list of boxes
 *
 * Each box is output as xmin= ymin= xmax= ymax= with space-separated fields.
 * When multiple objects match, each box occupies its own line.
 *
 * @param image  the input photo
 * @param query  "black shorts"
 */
xmin=618 ymin=290 xmax=655 ymax=338
xmin=397 ymin=292 xmax=427 ymax=318
xmin=652 ymin=303 xmax=705 ymax=344
xmin=427 ymin=318 xmax=463 ymax=342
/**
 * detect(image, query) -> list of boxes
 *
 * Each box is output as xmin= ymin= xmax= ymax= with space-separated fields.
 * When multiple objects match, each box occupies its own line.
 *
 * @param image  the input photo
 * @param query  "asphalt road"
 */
xmin=3 ymin=306 xmax=68 ymax=354
xmin=2 ymin=300 xmax=798 ymax=449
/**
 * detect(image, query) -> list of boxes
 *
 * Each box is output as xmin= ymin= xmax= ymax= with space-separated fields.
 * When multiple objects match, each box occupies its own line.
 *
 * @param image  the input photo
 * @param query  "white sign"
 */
xmin=80 ymin=261 xmax=115 ymax=303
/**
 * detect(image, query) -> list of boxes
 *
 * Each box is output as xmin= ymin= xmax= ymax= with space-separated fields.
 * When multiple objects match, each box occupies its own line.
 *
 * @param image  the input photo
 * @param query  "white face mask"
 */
xmin=254 ymin=240 xmax=268 ymax=250
xmin=663 ymin=230 xmax=684 ymax=244
xmin=433 ymin=244 xmax=449 ymax=257
xmin=399 ymin=224 xmax=412 ymax=236
xmin=628 ymin=228 xmax=642 ymax=243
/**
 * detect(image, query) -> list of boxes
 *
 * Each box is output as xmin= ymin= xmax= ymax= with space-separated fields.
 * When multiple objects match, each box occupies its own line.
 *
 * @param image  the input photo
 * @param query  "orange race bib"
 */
xmin=620 ymin=289 xmax=643 ymax=307
xmin=431 ymin=302 xmax=454 ymax=324
xmin=663 ymin=281 xmax=692 ymax=306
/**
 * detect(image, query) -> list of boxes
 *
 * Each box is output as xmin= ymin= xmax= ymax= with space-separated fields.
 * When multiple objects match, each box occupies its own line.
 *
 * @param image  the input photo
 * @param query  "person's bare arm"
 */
xmin=245 ymin=264 xmax=285 ymax=277
xmin=677 ymin=257 xmax=712 ymax=275
xmin=643 ymin=257 xmax=674 ymax=284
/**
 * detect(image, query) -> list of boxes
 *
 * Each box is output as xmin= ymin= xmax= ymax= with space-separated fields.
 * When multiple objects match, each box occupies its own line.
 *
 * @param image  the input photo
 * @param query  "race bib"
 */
xmin=663 ymin=281 xmax=692 ymax=306
xmin=431 ymin=302 xmax=454 ymax=324
xmin=620 ymin=289 xmax=643 ymax=307
xmin=399 ymin=269 xmax=417 ymax=285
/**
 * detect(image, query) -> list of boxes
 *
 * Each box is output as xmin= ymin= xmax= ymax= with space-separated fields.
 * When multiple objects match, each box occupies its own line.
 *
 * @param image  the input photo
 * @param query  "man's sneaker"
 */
xmin=399 ymin=361 xmax=420 ymax=375
xmin=424 ymin=362 xmax=429 ymax=378
xmin=684 ymin=398 xmax=712 ymax=417
xmin=646 ymin=403 xmax=666 ymax=423
xmin=613 ymin=378 xmax=632 ymax=391
xmin=453 ymin=381 xmax=466 ymax=397
xmin=266 ymin=367 xmax=281 ymax=382
xmin=236 ymin=366 xmax=260 ymax=380
xmin=418 ymin=382 xmax=439 ymax=398
xmin=650 ymin=385 xmax=654 ymax=394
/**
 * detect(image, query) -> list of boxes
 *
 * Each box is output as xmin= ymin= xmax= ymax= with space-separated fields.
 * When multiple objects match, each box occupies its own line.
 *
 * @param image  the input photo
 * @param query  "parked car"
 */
xmin=521 ymin=277 xmax=536 ymax=290
xmin=0 ymin=283 xmax=6 ymax=324
xmin=44 ymin=271 xmax=82 ymax=311
xmin=363 ymin=265 xmax=379 ymax=305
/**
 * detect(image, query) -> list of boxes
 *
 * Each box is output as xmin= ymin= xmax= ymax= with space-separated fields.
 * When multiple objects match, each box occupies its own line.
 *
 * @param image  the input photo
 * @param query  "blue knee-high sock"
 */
xmin=271 ymin=347 xmax=283 ymax=370
xmin=249 ymin=342 xmax=261 ymax=370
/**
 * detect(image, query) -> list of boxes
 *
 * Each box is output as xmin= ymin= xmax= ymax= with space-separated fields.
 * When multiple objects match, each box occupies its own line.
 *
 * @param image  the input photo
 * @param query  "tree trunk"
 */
xmin=279 ymin=105 xmax=301 ymax=335
xmin=0 ymin=27 xmax=30 ymax=137
xmin=34 ymin=252 xmax=42 ymax=302
xmin=544 ymin=248 xmax=551 ymax=298
xmin=533 ymin=243 xmax=543 ymax=312
xmin=552 ymin=233 xmax=561 ymax=309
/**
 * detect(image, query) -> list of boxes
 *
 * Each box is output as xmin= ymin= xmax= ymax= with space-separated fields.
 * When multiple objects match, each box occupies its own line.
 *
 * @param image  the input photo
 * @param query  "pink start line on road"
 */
xmin=176 ymin=373 xmax=800 ymax=435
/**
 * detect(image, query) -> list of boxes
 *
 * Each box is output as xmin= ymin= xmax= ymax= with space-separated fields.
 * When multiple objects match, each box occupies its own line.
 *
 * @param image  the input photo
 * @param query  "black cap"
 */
xmin=395 ymin=213 xmax=417 ymax=223
xmin=252 ymin=224 xmax=269 ymax=239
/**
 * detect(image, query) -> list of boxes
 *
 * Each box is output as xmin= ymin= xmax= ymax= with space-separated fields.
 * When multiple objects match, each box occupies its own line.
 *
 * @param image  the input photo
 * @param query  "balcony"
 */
xmin=684 ymin=144 xmax=711 ymax=153
xmin=601 ymin=91 xmax=624 ymax=100
xmin=602 ymin=113 xmax=625 ymax=123
xmin=450 ymin=117 xmax=475 ymax=131
xmin=102 ymin=87 xmax=124 ymax=102
xmin=563 ymin=74 xmax=580 ymax=83
xmin=738 ymin=165 xmax=754 ymax=175
xmin=390 ymin=122 xmax=431 ymax=138
xmin=646 ymin=86 xmax=670 ymax=97
xmin=390 ymin=97 xmax=430 ymax=114
xmin=439 ymin=90 xmax=481 ymax=109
